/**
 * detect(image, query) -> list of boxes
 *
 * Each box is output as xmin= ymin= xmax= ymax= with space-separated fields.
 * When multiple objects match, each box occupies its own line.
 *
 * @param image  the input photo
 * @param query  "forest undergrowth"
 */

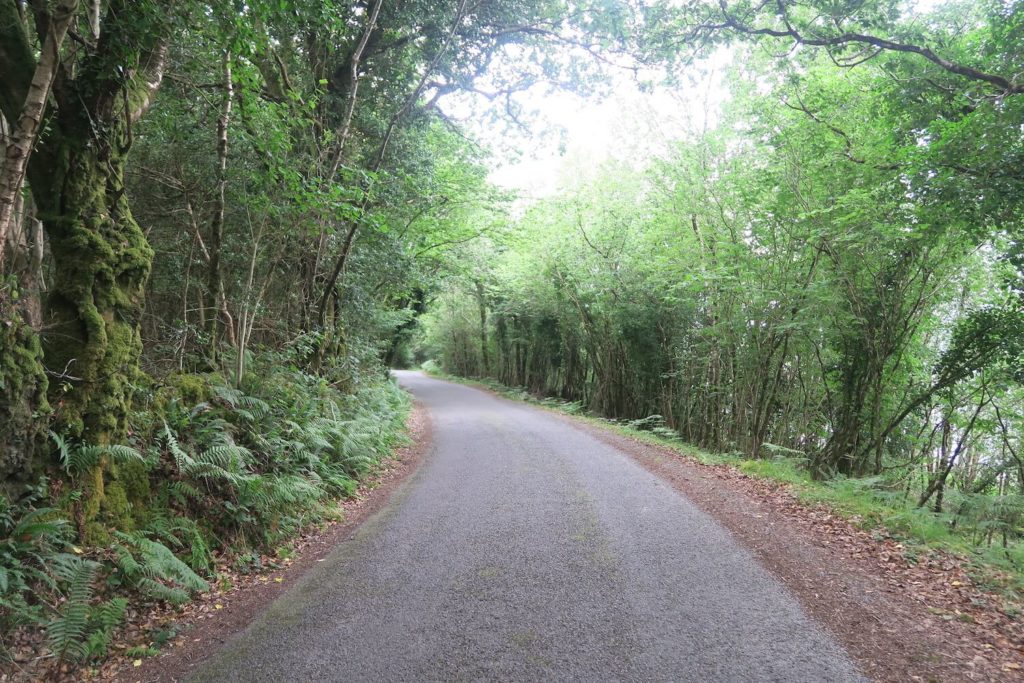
xmin=1 ymin=347 xmax=409 ymax=676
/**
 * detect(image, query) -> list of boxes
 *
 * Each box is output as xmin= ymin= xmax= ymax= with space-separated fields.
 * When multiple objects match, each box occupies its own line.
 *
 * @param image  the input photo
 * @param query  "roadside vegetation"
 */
xmin=1 ymin=353 xmax=409 ymax=671
xmin=425 ymin=367 xmax=1024 ymax=604
xmin=415 ymin=1 xmax=1024 ymax=603
xmin=1 ymin=0 xmax=554 ymax=674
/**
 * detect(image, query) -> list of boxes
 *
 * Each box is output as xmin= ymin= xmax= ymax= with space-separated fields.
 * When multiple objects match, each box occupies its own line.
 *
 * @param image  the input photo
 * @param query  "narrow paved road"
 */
xmin=191 ymin=372 xmax=863 ymax=682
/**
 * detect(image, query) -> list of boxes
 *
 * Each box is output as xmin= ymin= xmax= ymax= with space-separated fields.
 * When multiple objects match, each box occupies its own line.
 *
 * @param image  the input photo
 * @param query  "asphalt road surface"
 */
xmin=190 ymin=371 xmax=864 ymax=682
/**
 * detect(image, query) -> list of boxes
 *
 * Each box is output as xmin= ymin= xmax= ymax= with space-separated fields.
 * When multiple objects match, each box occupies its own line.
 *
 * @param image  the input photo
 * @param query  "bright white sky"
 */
xmin=446 ymin=0 xmax=947 ymax=199
xmin=474 ymin=51 xmax=733 ymax=198
xmin=486 ymin=67 xmax=729 ymax=197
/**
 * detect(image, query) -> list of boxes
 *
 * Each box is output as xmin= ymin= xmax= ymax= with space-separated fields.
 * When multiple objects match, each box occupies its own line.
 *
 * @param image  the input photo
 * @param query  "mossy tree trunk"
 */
xmin=0 ymin=277 xmax=48 ymax=485
xmin=41 ymin=118 xmax=155 ymax=442
xmin=0 ymin=1 xmax=168 ymax=534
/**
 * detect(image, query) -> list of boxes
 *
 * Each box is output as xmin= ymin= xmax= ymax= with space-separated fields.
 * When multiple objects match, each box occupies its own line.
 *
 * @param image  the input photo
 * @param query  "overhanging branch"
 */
xmin=715 ymin=0 xmax=1021 ymax=95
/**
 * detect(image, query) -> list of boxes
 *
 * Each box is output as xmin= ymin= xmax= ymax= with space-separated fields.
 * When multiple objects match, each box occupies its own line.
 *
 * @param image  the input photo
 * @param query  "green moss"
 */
xmin=0 ymin=279 xmax=49 ymax=483
xmin=80 ymin=463 xmax=105 ymax=533
xmin=101 ymin=480 xmax=135 ymax=532
xmin=74 ymin=459 xmax=147 ymax=541
xmin=116 ymin=459 xmax=151 ymax=526
xmin=43 ymin=133 xmax=154 ymax=442
xmin=34 ymin=119 xmax=155 ymax=538
xmin=83 ymin=521 xmax=111 ymax=546
xmin=166 ymin=373 xmax=213 ymax=405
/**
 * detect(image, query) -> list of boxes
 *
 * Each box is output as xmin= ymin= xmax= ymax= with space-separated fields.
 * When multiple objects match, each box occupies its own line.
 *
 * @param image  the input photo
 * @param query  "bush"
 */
xmin=3 ymin=351 xmax=411 ymax=667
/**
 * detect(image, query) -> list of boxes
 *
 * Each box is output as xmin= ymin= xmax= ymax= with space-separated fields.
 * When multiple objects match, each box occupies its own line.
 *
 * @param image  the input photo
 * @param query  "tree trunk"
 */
xmin=0 ymin=0 xmax=80 ymax=267
xmin=0 ymin=0 xmax=78 ymax=486
xmin=0 ymin=0 xmax=168 ymax=539
xmin=918 ymin=395 xmax=987 ymax=510
xmin=42 ymin=128 xmax=154 ymax=442
xmin=0 ymin=276 xmax=48 ymax=485
xmin=475 ymin=279 xmax=489 ymax=376
xmin=206 ymin=50 xmax=233 ymax=361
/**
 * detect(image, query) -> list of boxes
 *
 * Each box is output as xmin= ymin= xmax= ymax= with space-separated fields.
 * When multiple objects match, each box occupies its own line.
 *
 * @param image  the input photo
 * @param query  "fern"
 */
xmin=111 ymin=544 xmax=143 ymax=577
xmin=201 ymin=444 xmax=250 ymax=470
xmin=46 ymin=559 xmax=98 ymax=662
xmin=141 ymin=512 xmax=214 ymax=572
xmin=1 ymin=490 xmax=76 ymax=635
xmin=132 ymin=578 xmax=190 ymax=604
xmin=10 ymin=366 xmax=412 ymax=667
xmin=12 ymin=507 xmax=69 ymax=544
xmin=213 ymin=385 xmax=270 ymax=420
xmin=84 ymin=597 xmax=128 ymax=659
xmin=110 ymin=532 xmax=209 ymax=605
xmin=162 ymin=423 xmax=191 ymax=472
xmin=153 ymin=371 xmax=409 ymax=547
xmin=163 ymin=422 xmax=251 ymax=483
xmin=44 ymin=559 xmax=130 ymax=663
xmin=168 ymin=480 xmax=204 ymax=503
xmin=50 ymin=431 xmax=144 ymax=477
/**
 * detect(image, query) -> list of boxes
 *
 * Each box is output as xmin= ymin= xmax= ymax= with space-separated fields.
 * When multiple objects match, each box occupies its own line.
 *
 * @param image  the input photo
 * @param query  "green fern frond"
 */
xmin=84 ymin=597 xmax=128 ymax=658
xmin=212 ymin=385 xmax=244 ymax=407
xmin=111 ymin=532 xmax=209 ymax=604
xmin=134 ymin=577 xmax=190 ymax=605
xmin=238 ymin=396 xmax=271 ymax=419
xmin=168 ymin=480 xmax=203 ymax=503
xmin=199 ymin=444 xmax=250 ymax=470
xmin=46 ymin=559 xmax=98 ymax=662
xmin=111 ymin=544 xmax=143 ymax=577
xmin=162 ymin=423 xmax=191 ymax=471
xmin=13 ymin=507 xmax=69 ymax=539
xmin=50 ymin=432 xmax=144 ymax=477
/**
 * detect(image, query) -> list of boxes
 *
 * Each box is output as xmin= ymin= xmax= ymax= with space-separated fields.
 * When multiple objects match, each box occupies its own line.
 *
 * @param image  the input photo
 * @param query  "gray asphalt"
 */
xmin=190 ymin=371 xmax=864 ymax=682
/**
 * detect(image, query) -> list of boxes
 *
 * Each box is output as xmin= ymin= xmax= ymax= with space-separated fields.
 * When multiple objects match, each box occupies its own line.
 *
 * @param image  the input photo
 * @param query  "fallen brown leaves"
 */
xmin=749 ymin=474 xmax=1024 ymax=679
xmin=581 ymin=420 xmax=1024 ymax=682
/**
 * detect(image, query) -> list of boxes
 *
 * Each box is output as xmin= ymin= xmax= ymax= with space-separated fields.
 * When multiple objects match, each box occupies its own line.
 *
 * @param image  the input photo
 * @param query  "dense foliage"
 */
xmin=419 ymin=0 xmax=1024 ymax=563
xmin=0 ymin=0 xmax=621 ymax=668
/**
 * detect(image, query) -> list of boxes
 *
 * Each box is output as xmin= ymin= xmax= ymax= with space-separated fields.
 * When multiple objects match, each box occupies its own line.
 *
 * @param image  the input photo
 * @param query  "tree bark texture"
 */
xmin=0 ymin=0 xmax=80 ymax=267
xmin=0 ymin=0 xmax=167 ymax=536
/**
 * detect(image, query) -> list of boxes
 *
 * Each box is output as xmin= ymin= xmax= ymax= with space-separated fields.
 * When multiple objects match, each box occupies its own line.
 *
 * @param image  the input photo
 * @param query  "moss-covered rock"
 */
xmin=167 ymin=373 xmax=213 ymax=405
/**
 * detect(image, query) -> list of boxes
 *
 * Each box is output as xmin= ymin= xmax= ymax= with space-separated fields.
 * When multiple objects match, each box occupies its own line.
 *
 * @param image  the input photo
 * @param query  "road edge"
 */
xmin=437 ymin=374 xmax=1019 ymax=682
xmin=106 ymin=397 xmax=434 ymax=683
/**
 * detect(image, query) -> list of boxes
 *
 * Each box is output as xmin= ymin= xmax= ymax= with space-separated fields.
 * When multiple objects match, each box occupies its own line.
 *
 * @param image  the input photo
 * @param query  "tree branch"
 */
xmin=716 ymin=0 xmax=1022 ymax=95
xmin=0 ymin=0 xmax=36 ymax=124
